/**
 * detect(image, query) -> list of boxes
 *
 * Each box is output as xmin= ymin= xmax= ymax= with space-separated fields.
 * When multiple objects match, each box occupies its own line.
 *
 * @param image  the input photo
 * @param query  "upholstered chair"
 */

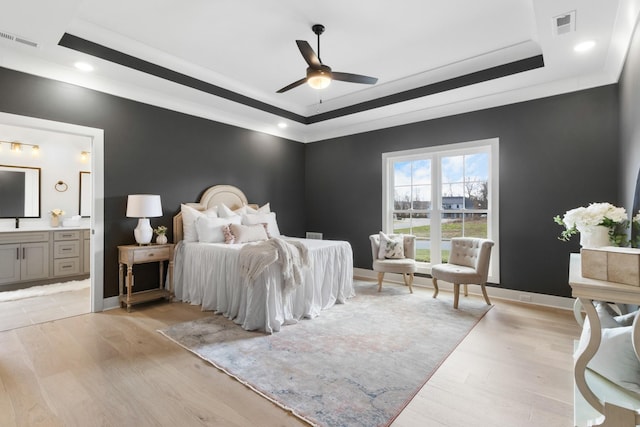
xmin=431 ymin=237 xmax=494 ymax=309
xmin=370 ymin=233 xmax=417 ymax=293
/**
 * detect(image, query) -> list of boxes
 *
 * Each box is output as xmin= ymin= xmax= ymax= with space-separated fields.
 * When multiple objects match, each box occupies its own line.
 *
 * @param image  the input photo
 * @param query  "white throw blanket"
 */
xmin=239 ymin=237 xmax=309 ymax=294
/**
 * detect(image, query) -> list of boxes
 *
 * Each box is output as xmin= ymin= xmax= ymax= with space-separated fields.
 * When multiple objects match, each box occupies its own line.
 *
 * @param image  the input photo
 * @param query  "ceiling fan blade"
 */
xmin=296 ymin=40 xmax=321 ymax=69
xmin=276 ymin=77 xmax=308 ymax=93
xmin=332 ymin=72 xmax=378 ymax=85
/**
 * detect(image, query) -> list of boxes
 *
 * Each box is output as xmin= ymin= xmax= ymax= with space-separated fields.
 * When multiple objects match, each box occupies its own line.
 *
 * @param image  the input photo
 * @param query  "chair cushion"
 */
xmin=378 ymin=232 xmax=405 ymax=259
xmin=431 ymin=263 xmax=481 ymax=284
xmin=373 ymin=258 xmax=416 ymax=274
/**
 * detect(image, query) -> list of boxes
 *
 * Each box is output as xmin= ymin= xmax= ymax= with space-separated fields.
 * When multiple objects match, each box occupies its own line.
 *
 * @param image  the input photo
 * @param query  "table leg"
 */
xmin=168 ymin=259 xmax=174 ymax=301
xmin=126 ymin=264 xmax=133 ymax=312
xmin=118 ymin=262 xmax=124 ymax=308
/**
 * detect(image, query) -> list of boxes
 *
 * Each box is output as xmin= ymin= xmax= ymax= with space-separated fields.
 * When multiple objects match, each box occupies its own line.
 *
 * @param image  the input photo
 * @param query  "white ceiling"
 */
xmin=0 ymin=0 xmax=639 ymax=143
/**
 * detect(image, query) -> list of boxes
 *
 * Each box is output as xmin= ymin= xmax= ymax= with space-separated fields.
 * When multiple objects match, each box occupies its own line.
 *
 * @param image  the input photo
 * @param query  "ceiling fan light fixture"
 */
xmin=307 ymin=68 xmax=332 ymax=90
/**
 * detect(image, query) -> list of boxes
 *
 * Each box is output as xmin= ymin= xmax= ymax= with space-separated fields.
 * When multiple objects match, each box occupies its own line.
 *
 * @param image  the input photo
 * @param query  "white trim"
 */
xmin=353 ymin=268 xmax=574 ymax=310
xmin=0 ymin=112 xmax=105 ymax=312
xmin=102 ymin=296 xmax=120 ymax=310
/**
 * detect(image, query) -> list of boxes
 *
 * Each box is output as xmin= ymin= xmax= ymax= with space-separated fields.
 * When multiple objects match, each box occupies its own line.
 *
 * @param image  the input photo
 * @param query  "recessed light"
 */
xmin=574 ymin=40 xmax=595 ymax=53
xmin=278 ymin=122 xmax=288 ymax=129
xmin=74 ymin=62 xmax=94 ymax=72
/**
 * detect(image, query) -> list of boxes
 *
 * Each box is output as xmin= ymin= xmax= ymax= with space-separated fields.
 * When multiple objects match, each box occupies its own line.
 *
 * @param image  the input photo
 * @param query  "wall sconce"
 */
xmin=81 ymin=151 xmax=90 ymax=161
xmin=2 ymin=140 xmax=40 ymax=155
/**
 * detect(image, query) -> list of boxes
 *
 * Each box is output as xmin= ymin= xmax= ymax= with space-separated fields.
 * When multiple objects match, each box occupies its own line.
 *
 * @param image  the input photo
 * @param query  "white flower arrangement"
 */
xmin=554 ymin=202 xmax=629 ymax=245
xmin=50 ymin=208 xmax=65 ymax=218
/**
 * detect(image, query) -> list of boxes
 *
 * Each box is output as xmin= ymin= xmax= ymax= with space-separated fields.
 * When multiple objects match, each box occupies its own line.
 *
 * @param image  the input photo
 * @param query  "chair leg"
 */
xmin=407 ymin=273 xmax=414 ymax=294
xmin=480 ymin=283 xmax=492 ymax=305
xmin=377 ymin=272 xmax=385 ymax=292
xmin=464 ymin=284 xmax=468 ymax=297
xmin=453 ymin=283 xmax=460 ymax=309
xmin=432 ymin=277 xmax=439 ymax=298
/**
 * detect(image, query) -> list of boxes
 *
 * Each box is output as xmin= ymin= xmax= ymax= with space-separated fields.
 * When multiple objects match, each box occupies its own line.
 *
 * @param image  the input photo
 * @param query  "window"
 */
xmin=382 ymin=138 xmax=499 ymax=283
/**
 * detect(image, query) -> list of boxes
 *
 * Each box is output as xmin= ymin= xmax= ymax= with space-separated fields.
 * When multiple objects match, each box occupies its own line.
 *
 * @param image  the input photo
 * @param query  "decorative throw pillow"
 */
xmin=181 ymin=204 xmax=217 ymax=242
xmin=222 ymin=224 xmax=236 ymax=244
xmin=615 ymin=310 xmax=639 ymax=327
xmin=378 ymin=232 xmax=404 ymax=259
xmin=577 ymin=322 xmax=640 ymax=394
xmin=229 ymin=223 xmax=269 ymax=243
xmin=242 ymin=212 xmax=280 ymax=237
xmin=595 ymin=301 xmax=622 ymax=328
xmin=195 ymin=215 xmax=241 ymax=243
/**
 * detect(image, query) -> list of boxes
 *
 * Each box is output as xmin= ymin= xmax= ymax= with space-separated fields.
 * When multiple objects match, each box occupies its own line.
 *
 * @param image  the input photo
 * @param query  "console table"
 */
xmin=569 ymin=253 xmax=640 ymax=427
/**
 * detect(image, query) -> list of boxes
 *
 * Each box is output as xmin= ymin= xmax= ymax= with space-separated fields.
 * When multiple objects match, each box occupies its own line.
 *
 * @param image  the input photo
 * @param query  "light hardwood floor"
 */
xmin=0 ymin=287 xmax=90 ymax=332
xmin=0 ymin=286 xmax=581 ymax=427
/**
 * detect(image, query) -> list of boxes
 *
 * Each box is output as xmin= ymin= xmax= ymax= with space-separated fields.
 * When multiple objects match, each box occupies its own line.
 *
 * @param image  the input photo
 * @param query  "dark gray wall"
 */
xmin=0 ymin=67 xmax=306 ymax=298
xmin=305 ymin=86 xmax=620 ymax=297
xmin=0 ymin=66 xmax=623 ymax=300
xmin=620 ymin=23 xmax=640 ymax=218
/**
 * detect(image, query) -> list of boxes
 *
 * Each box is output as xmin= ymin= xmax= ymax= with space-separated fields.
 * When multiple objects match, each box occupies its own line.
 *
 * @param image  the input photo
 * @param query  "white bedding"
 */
xmin=173 ymin=237 xmax=354 ymax=333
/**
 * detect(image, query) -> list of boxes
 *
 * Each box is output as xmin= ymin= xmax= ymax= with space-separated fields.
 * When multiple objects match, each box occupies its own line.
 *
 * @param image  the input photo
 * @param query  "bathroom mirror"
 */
xmin=79 ymin=171 xmax=91 ymax=217
xmin=0 ymin=164 xmax=41 ymax=218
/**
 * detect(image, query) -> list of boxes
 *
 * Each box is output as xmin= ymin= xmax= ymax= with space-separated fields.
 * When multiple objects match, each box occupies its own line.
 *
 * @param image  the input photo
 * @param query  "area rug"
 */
xmin=159 ymin=281 xmax=492 ymax=427
xmin=0 ymin=278 xmax=90 ymax=302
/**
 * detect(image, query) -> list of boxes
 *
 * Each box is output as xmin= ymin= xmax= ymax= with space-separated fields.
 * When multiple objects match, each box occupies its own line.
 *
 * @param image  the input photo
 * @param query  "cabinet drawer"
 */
xmin=54 ymin=230 xmax=80 ymax=241
xmin=0 ymin=231 xmax=49 ymax=244
xmin=132 ymin=246 xmax=171 ymax=263
xmin=54 ymin=258 xmax=80 ymax=276
xmin=54 ymin=241 xmax=80 ymax=258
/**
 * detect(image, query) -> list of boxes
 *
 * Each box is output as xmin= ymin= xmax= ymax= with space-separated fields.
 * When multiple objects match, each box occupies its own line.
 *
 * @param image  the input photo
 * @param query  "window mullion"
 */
xmin=430 ymin=154 xmax=441 ymax=265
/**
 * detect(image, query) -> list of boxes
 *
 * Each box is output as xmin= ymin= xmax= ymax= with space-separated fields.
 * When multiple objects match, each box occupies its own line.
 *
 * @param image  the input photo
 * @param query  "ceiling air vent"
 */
xmin=553 ymin=11 xmax=576 ymax=36
xmin=0 ymin=29 xmax=39 ymax=48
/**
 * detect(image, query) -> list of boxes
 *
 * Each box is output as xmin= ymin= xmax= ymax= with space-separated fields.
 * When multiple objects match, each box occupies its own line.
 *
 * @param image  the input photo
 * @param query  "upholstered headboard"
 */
xmin=173 ymin=184 xmax=257 ymax=242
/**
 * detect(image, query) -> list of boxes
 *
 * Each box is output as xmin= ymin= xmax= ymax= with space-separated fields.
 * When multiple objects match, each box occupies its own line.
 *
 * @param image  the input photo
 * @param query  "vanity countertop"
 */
xmin=0 ymin=226 xmax=90 ymax=233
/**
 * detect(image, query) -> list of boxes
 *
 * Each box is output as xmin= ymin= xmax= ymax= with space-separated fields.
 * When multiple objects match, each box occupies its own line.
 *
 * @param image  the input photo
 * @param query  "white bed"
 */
xmin=172 ymin=185 xmax=354 ymax=333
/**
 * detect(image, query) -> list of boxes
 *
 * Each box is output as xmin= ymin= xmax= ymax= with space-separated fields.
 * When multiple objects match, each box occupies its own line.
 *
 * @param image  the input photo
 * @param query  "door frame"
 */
xmin=0 ymin=112 xmax=105 ymax=311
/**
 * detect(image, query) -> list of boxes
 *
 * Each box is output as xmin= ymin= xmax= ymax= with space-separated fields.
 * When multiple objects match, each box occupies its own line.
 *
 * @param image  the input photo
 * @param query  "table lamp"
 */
xmin=126 ymin=194 xmax=162 ymax=244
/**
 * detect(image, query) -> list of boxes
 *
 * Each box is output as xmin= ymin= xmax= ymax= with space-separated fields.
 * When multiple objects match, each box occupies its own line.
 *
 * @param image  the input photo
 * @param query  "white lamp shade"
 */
xmin=126 ymin=194 xmax=162 ymax=218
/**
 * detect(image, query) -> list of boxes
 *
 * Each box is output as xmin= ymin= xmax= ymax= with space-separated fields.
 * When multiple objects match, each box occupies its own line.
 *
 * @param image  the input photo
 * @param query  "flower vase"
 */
xmin=50 ymin=216 xmax=60 ymax=228
xmin=579 ymin=225 xmax=610 ymax=248
xmin=156 ymin=234 xmax=168 ymax=245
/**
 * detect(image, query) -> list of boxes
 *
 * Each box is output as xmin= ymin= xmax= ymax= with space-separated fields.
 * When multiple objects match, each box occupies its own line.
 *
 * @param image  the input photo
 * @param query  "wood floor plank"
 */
xmin=0 ymin=288 xmax=581 ymax=427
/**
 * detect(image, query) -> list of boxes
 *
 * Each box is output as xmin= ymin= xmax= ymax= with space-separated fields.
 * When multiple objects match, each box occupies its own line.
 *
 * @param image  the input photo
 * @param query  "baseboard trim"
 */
xmin=353 ymin=268 xmax=575 ymax=310
xmin=102 ymin=296 xmax=120 ymax=311
xmin=101 ymin=271 xmax=575 ymax=311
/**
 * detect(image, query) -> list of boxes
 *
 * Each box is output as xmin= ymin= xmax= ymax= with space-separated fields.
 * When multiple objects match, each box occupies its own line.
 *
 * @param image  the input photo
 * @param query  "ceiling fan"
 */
xmin=276 ymin=24 xmax=378 ymax=93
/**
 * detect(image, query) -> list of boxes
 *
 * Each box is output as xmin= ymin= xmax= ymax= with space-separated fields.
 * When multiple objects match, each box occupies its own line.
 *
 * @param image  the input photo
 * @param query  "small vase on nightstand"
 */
xmin=50 ymin=216 xmax=60 ymax=227
xmin=156 ymin=234 xmax=168 ymax=245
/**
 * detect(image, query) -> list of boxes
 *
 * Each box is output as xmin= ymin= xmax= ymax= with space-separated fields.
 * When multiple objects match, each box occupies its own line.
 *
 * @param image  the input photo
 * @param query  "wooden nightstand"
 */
xmin=118 ymin=243 xmax=175 ymax=312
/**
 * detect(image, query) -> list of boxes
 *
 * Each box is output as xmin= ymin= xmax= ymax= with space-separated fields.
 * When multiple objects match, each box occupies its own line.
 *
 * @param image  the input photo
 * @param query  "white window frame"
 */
xmin=382 ymin=138 xmax=500 ymax=283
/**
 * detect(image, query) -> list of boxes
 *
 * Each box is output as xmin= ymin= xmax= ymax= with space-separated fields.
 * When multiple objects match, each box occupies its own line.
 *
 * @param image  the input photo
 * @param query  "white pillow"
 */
xmin=233 ymin=203 xmax=270 ymax=216
xmin=247 ymin=203 xmax=271 ymax=214
xmin=577 ymin=320 xmax=640 ymax=394
xmin=230 ymin=223 xmax=269 ymax=243
xmin=378 ymin=232 xmax=404 ymax=259
xmin=195 ymin=215 xmax=241 ymax=243
xmin=181 ymin=204 xmax=217 ymax=242
xmin=615 ymin=310 xmax=639 ymax=327
xmin=595 ymin=301 xmax=622 ymax=328
xmin=242 ymin=212 xmax=280 ymax=237
xmin=217 ymin=203 xmax=241 ymax=218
